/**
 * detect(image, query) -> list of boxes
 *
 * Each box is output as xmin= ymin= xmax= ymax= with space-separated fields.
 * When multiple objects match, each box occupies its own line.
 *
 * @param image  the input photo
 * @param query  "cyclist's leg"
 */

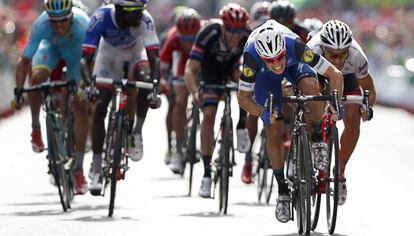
xmin=198 ymin=90 xmax=219 ymax=198
xmin=241 ymin=113 xmax=258 ymax=184
xmin=294 ymin=64 xmax=327 ymax=170
xmin=130 ymin=53 xmax=151 ymax=161
xmin=29 ymin=41 xmax=59 ymax=152
xmin=172 ymin=79 xmax=189 ymax=155
xmin=165 ymin=78 xmax=175 ymax=158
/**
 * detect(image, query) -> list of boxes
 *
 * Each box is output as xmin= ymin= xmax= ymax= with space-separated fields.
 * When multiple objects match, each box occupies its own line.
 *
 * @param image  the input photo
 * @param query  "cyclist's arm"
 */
xmin=15 ymin=56 xmax=32 ymax=89
xmin=296 ymin=39 xmax=344 ymax=99
xmin=184 ymin=59 xmax=201 ymax=98
xmin=237 ymin=51 xmax=262 ymax=116
xmin=147 ymin=48 xmax=160 ymax=82
xmin=238 ymin=90 xmax=263 ymax=117
xmin=358 ymin=73 xmax=376 ymax=106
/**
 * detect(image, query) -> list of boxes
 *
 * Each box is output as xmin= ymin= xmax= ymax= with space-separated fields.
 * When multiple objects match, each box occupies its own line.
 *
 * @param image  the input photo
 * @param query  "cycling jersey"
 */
xmin=307 ymin=32 xmax=369 ymax=94
xmin=23 ymin=7 xmax=89 ymax=84
xmin=160 ymin=26 xmax=189 ymax=81
xmin=239 ymin=31 xmax=331 ymax=112
xmin=189 ymin=20 xmax=250 ymax=85
xmin=82 ymin=4 xmax=159 ymax=82
xmin=291 ymin=21 xmax=310 ymax=43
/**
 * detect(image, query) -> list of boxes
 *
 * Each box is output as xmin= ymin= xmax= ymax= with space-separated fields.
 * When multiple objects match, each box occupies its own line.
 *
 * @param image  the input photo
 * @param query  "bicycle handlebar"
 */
xmin=199 ymin=82 xmax=238 ymax=91
xmin=95 ymin=77 xmax=154 ymax=90
xmin=19 ymin=80 xmax=75 ymax=93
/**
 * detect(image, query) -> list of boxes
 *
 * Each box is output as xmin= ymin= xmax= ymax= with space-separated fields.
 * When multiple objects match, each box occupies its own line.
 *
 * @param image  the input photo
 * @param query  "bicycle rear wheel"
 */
xmin=186 ymin=107 xmax=199 ymax=196
xmin=297 ymin=126 xmax=312 ymax=236
xmin=326 ymin=125 xmax=340 ymax=234
xmin=108 ymin=115 xmax=123 ymax=217
xmin=219 ymin=116 xmax=232 ymax=214
xmin=46 ymin=116 xmax=70 ymax=211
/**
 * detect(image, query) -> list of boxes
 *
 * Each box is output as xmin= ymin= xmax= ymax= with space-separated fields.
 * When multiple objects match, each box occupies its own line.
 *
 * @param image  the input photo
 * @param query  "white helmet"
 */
xmin=112 ymin=0 xmax=147 ymax=7
xmin=254 ymin=24 xmax=286 ymax=58
xmin=304 ymin=18 xmax=323 ymax=32
xmin=320 ymin=19 xmax=353 ymax=50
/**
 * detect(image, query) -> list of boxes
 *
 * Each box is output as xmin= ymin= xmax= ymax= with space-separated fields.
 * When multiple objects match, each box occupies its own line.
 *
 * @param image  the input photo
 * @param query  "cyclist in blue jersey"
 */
xmin=237 ymin=19 xmax=344 ymax=223
xmin=13 ymin=0 xmax=90 ymax=195
xmin=81 ymin=0 xmax=161 ymax=194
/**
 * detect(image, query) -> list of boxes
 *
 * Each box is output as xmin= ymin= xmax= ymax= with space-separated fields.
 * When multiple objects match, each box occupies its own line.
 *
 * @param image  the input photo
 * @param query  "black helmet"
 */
xmin=269 ymin=0 xmax=296 ymax=23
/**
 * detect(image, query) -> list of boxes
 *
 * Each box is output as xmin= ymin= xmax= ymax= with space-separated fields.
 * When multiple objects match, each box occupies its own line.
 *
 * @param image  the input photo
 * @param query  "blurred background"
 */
xmin=1 ymin=0 xmax=414 ymax=118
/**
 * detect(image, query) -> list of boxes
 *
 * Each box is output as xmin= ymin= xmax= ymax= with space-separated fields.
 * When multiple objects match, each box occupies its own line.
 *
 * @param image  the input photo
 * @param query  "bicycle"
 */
xmin=200 ymin=82 xmax=238 ymax=215
xmin=84 ymin=62 xmax=157 ymax=217
xmin=14 ymin=80 xmax=76 ymax=212
xmin=310 ymin=90 xmax=371 ymax=234
xmin=182 ymin=102 xmax=200 ymax=196
xmin=269 ymin=89 xmax=338 ymax=236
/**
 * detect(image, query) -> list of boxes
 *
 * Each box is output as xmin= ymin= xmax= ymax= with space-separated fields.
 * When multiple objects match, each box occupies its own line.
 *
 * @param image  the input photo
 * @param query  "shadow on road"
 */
xmin=269 ymin=231 xmax=349 ymax=236
xmin=62 ymin=215 xmax=138 ymax=222
xmin=179 ymin=211 xmax=234 ymax=218
xmin=232 ymin=201 xmax=274 ymax=207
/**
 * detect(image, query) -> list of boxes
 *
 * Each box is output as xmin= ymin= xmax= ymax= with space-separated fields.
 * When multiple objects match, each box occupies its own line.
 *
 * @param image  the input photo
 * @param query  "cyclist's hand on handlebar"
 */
xmin=360 ymin=106 xmax=373 ymax=121
xmin=147 ymin=92 xmax=161 ymax=109
xmin=191 ymin=91 xmax=200 ymax=106
xmin=12 ymin=87 xmax=24 ymax=110
xmin=260 ymin=108 xmax=278 ymax=125
xmin=84 ymin=86 xmax=100 ymax=102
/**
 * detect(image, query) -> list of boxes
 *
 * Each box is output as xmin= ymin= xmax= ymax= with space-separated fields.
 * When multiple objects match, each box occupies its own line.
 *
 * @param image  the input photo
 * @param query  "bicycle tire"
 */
xmin=109 ymin=115 xmax=123 ymax=217
xmin=326 ymin=125 xmax=339 ymax=234
xmin=298 ymin=126 xmax=312 ymax=236
xmin=186 ymin=107 xmax=198 ymax=196
xmin=310 ymin=188 xmax=321 ymax=230
xmin=46 ymin=116 xmax=69 ymax=212
xmin=256 ymin=129 xmax=266 ymax=203
xmin=219 ymin=116 xmax=231 ymax=214
xmin=264 ymin=158 xmax=274 ymax=204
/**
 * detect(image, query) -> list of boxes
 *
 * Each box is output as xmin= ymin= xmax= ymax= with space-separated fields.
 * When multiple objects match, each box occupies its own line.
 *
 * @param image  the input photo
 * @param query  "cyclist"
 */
xmin=13 ymin=0 xmax=90 ymax=194
xmin=160 ymin=8 xmax=202 ymax=174
xmin=159 ymin=6 xmax=190 ymax=165
xmin=249 ymin=1 xmax=270 ymax=29
xmin=81 ymin=0 xmax=160 ymax=194
xmin=307 ymin=19 xmax=376 ymax=205
xmin=237 ymin=19 xmax=343 ymax=223
xmin=268 ymin=0 xmax=310 ymax=43
xmin=184 ymin=3 xmax=251 ymax=198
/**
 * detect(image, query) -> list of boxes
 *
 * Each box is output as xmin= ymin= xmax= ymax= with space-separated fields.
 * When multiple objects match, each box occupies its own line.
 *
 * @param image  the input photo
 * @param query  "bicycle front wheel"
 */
xmin=219 ymin=116 xmax=232 ymax=214
xmin=326 ymin=125 xmax=340 ymax=234
xmin=297 ymin=126 xmax=312 ymax=236
xmin=109 ymin=115 xmax=123 ymax=217
xmin=46 ymin=116 xmax=70 ymax=211
xmin=255 ymin=129 xmax=267 ymax=203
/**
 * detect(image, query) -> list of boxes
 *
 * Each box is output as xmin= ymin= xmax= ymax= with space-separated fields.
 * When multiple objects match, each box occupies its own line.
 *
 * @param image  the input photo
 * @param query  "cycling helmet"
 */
xmin=320 ymin=19 xmax=353 ymax=49
xmin=112 ymin=0 xmax=148 ymax=7
xmin=269 ymin=0 xmax=296 ymax=23
xmin=170 ymin=6 xmax=190 ymax=22
xmin=44 ymin=0 xmax=73 ymax=20
xmin=254 ymin=24 xmax=286 ymax=59
xmin=175 ymin=8 xmax=201 ymax=35
xmin=304 ymin=17 xmax=323 ymax=32
xmin=219 ymin=3 xmax=249 ymax=29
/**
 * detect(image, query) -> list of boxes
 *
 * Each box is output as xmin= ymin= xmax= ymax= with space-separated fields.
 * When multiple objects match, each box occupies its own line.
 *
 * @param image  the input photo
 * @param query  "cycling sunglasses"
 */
xmin=50 ymin=18 xmax=70 ymax=24
xmin=225 ymin=26 xmax=245 ymax=34
xmin=122 ymin=6 xmax=145 ymax=13
xmin=323 ymin=48 xmax=349 ymax=61
xmin=261 ymin=50 xmax=286 ymax=64
xmin=178 ymin=34 xmax=196 ymax=41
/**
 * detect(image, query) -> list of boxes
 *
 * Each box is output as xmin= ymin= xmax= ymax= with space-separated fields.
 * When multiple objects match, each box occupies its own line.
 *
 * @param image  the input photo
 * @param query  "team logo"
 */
xmin=243 ymin=67 xmax=254 ymax=77
xmin=303 ymin=49 xmax=314 ymax=63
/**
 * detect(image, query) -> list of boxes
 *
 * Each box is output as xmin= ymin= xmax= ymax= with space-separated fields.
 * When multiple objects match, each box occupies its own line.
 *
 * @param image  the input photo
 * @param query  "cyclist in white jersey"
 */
xmin=307 ymin=19 xmax=376 ymax=205
xmin=81 ymin=0 xmax=160 ymax=194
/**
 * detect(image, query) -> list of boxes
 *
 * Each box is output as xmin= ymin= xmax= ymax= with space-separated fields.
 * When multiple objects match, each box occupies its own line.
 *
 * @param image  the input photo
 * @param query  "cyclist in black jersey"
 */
xmin=184 ymin=3 xmax=251 ymax=198
xmin=269 ymin=0 xmax=310 ymax=43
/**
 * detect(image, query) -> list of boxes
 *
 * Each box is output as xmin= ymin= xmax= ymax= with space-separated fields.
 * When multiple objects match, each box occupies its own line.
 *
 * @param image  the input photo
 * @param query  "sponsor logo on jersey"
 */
xmin=243 ymin=66 xmax=254 ymax=77
xmin=143 ymin=14 xmax=154 ymax=31
xmin=88 ymin=11 xmax=104 ymax=32
xmin=303 ymin=49 xmax=314 ymax=63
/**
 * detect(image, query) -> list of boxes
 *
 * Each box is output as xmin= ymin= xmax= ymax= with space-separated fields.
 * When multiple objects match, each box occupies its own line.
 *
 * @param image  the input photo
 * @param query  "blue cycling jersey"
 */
xmin=240 ymin=34 xmax=318 ymax=111
xmin=23 ymin=7 xmax=89 ymax=84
